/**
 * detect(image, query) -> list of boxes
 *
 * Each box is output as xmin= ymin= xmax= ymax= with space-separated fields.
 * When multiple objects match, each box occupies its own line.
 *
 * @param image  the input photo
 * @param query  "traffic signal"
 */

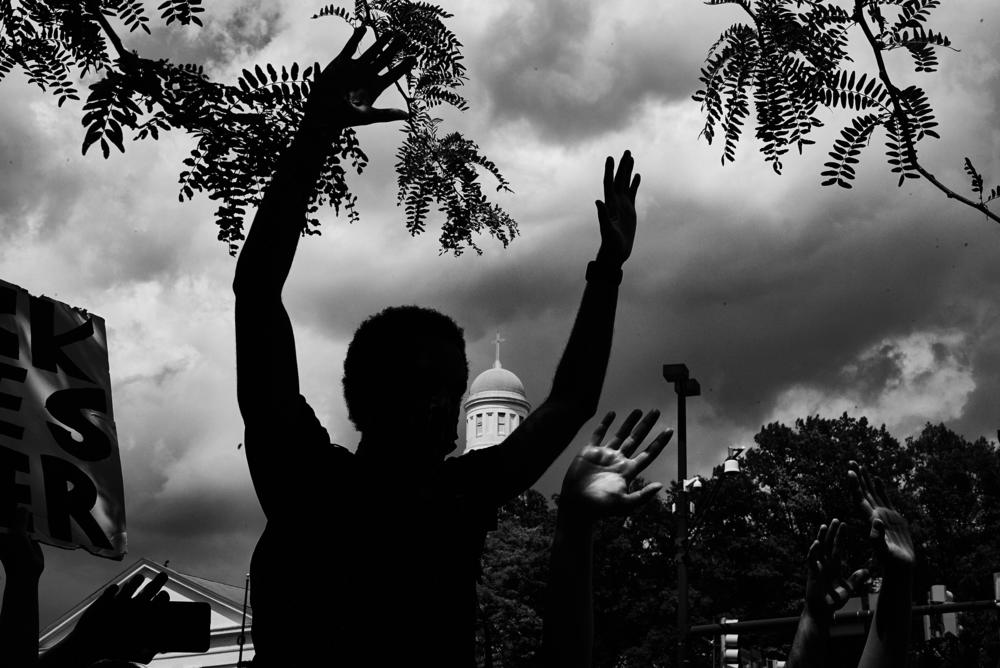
xmin=924 ymin=584 xmax=959 ymax=639
xmin=719 ymin=617 xmax=739 ymax=667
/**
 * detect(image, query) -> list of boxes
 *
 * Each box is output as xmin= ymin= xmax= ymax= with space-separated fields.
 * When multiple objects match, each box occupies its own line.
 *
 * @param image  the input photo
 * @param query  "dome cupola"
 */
xmin=462 ymin=332 xmax=531 ymax=453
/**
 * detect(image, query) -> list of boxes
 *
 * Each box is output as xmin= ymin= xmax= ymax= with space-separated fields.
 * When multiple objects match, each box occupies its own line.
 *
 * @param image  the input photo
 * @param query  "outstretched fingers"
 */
xmin=589 ymin=411 xmax=617 ymax=447
xmin=629 ymin=173 xmax=641 ymax=202
xmin=334 ymin=25 xmax=367 ymax=65
xmin=370 ymin=34 xmax=405 ymax=72
xmin=135 ymin=571 xmax=168 ymax=602
xmin=873 ymin=476 xmax=894 ymax=509
xmin=603 ymin=155 xmax=615 ymax=208
xmin=359 ymin=30 xmax=395 ymax=66
xmin=117 ymin=573 xmax=145 ymax=600
xmin=619 ymin=409 xmax=661 ymax=456
xmin=614 ymin=150 xmax=634 ymax=195
xmin=848 ymin=461 xmax=876 ymax=517
xmin=376 ymin=55 xmax=416 ymax=95
xmin=629 ymin=429 xmax=673 ymax=475
xmin=607 ymin=409 xmax=643 ymax=450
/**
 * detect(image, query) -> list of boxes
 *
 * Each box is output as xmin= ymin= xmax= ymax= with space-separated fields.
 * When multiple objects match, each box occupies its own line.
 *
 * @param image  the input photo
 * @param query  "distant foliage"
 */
xmin=0 ymin=0 xmax=516 ymax=255
xmin=694 ymin=0 xmax=998 ymax=224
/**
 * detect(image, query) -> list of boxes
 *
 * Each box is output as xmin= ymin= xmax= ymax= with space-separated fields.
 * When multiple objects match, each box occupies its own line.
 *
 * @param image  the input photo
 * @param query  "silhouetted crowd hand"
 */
xmin=543 ymin=409 xmax=673 ymax=668
xmin=804 ymin=520 xmax=870 ymax=622
xmin=788 ymin=463 xmax=916 ymax=668
xmin=559 ymin=409 xmax=671 ymax=521
xmin=788 ymin=518 xmax=870 ymax=667
xmin=303 ymin=25 xmax=415 ymax=132
xmin=849 ymin=461 xmax=915 ymax=668
xmin=50 ymin=572 xmax=169 ymax=667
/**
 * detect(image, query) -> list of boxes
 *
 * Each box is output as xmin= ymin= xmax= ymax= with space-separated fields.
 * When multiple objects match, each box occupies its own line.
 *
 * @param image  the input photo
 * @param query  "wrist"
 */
xmin=594 ymin=248 xmax=625 ymax=269
xmin=801 ymin=604 xmax=833 ymax=627
xmin=556 ymin=501 xmax=597 ymax=536
xmin=585 ymin=260 xmax=623 ymax=286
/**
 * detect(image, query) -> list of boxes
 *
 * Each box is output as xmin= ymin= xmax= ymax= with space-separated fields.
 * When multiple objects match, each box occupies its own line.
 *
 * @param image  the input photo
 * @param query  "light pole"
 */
xmin=663 ymin=363 xmax=700 ymax=668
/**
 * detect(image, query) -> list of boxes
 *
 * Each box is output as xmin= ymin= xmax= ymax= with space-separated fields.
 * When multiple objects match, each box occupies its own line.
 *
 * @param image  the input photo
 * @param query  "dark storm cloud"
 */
xmin=476 ymin=0 xmax=701 ymax=142
xmin=129 ymin=486 xmax=261 ymax=539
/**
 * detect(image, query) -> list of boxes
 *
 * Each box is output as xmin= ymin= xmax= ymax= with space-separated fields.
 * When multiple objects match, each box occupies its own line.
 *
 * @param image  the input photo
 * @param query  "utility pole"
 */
xmin=663 ymin=363 xmax=700 ymax=668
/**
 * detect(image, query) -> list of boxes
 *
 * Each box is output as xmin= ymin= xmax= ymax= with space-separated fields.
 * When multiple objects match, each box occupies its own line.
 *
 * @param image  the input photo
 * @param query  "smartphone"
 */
xmin=141 ymin=601 xmax=211 ymax=653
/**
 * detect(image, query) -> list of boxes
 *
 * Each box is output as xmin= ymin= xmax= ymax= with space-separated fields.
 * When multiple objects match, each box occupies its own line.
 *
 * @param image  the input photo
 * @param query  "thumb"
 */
xmin=595 ymin=200 xmax=610 ymax=230
xmin=845 ymin=568 xmax=871 ymax=594
xmin=621 ymin=482 xmax=663 ymax=511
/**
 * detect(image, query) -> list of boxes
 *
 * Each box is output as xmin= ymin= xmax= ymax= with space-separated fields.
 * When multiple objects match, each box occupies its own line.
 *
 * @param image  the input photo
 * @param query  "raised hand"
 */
xmin=304 ymin=25 xmax=416 ymax=130
xmin=804 ymin=519 xmax=870 ymax=620
xmin=595 ymin=150 xmax=641 ymax=268
xmin=559 ymin=409 xmax=672 ymax=520
xmin=848 ymin=461 xmax=915 ymax=568
xmin=66 ymin=572 xmax=170 ymax=665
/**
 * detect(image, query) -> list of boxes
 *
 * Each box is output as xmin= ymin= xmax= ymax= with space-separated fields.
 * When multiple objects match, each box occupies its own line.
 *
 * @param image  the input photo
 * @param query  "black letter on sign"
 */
xmin=0 ymin=362 xmax=26 ymax=441
xmin=46 ymin=388 xmax=111 ymax=461
xmin=0 ymin=285 xmax=16 ymax=361
xmin=0 ymin=444 xmax=30 ymax=528
xmin=41 ymin=455 xmax=112 ymax=550
xmin=30 ymin=296 xmax=94 ymax=382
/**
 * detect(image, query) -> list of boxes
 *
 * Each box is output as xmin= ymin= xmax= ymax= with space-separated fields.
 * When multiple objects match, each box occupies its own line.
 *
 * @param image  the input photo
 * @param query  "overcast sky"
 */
xmin=1 ymin=0 xmax=998 ymax=627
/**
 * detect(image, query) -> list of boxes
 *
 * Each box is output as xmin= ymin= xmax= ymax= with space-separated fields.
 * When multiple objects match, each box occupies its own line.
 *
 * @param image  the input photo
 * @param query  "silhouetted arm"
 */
xmin=481 ymin=152 xmax=641 ymax=500
xmin=787 ymin=519 xmax=869 ymax=668
xmin=543 ymin=410 xmax=670 ymax=668
xmin=231 ymin=27 xmax=412 ymax=511
xmin=0 ymin=509 xmax=43 ymax=667
xmin=850 ymin=463 xmax=914 ymax=668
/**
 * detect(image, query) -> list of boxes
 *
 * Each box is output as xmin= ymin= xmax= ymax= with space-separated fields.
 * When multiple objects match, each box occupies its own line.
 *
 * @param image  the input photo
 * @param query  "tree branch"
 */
xmin=87 ymin=0 xmax=129 ymax=62
xmin=854 ymin=0 xmax=999 ymax=225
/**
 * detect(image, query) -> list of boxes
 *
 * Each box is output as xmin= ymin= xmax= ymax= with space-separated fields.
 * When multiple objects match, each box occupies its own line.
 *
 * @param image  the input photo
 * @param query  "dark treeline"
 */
xmin=476 ymin=415 xmax=1000 ymax=668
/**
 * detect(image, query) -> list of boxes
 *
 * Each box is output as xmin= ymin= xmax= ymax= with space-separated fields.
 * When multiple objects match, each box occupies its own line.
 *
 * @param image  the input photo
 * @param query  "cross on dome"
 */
xmin=493 ymin=331 xmax=505 ymax=369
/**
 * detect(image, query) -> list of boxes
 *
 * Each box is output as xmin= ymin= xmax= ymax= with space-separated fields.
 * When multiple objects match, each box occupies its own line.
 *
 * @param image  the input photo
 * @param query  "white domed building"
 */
xmin=463 ymin=334 xmax=530 ymax=452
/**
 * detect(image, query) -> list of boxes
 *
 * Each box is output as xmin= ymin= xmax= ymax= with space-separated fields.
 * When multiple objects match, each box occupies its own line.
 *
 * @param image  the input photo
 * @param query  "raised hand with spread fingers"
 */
xmin=544 ymin=409 xmax=672 ymax=668
xmin=848 ymin=461 xmax=914 ymax=668
xmin=788 ymin=518 xmax=870 ymax=667
xmin=559 ymin=409 xmax=672 ymax=520
xmin=39 ymin=572 xmax=171 ymax=668
xmin=303 ymin=26 xmax=416 ymax=132
xmin=849 ymin=462 xmax=915 ymax=569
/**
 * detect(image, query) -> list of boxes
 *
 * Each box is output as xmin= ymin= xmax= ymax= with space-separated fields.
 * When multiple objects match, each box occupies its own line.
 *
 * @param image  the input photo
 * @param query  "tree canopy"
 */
xmin=478 ymin=415 xmax=1000 ymax=667
xmin=0 ymin=0 xmax=516 ymax=254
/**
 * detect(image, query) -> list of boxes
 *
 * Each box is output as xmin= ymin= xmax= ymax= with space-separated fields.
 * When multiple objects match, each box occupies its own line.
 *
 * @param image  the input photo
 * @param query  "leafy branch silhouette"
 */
xmin=0 ymin=0 xmax=516 ymax=255
xmin=694 ymin=0 xmax=999 ymax=225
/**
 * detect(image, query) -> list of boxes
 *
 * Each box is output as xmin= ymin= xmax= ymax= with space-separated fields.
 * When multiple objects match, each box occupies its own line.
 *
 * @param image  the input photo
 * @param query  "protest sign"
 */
xmin=0 ymin=278 xmax=125 ymax=559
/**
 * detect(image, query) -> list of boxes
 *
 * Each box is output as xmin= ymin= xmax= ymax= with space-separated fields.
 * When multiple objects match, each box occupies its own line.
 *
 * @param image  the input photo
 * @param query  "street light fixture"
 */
xmin=724 ymin=447 xmax=746 ymax=475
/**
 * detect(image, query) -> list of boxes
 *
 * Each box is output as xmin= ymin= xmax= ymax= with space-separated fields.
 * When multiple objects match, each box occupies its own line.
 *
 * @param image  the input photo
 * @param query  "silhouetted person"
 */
xmin=542 ymin=409 xmax=672 ymax=668
xmin=232 ymin=26 xmax=642 ymax=667
xmin=0 ymin=508 xmax=43 ymax=666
